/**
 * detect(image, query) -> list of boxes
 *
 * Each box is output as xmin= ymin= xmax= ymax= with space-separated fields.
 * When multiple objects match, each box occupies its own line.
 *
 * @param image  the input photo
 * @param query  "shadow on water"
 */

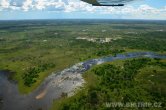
xmin=0 ymin=52 xmax=166 ymax=110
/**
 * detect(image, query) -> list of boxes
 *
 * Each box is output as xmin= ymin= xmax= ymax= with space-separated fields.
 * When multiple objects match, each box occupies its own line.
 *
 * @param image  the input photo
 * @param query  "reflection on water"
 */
xmin=0 ymin=52 xmax=166 ymax=110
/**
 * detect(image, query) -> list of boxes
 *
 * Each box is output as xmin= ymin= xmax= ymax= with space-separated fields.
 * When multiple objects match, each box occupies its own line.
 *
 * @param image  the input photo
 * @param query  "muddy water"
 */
xmin=0 ymin=52 xmax=166 ymax=110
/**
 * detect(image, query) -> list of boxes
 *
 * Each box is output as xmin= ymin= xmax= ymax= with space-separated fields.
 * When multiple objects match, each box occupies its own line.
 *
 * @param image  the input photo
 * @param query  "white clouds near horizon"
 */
xmin=0 ymin=0 xmax=166 ymax=19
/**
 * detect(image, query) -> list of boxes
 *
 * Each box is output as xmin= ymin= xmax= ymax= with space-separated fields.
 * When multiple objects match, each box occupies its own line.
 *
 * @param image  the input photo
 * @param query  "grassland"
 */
xmin=0 ymin=20 xmax=166 ymax=94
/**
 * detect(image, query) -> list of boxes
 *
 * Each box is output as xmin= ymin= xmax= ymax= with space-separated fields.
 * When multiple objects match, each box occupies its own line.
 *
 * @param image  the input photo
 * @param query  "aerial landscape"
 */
xmin=0 ymin=19 xmax=166 ymax=110
xmin=0 ymin=0 xmax=166 ymax=110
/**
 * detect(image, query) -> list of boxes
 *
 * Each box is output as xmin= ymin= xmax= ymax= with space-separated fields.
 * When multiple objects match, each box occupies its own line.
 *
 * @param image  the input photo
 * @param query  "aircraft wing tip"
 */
xmin=92 ymin=4 xmax=124 ymax=6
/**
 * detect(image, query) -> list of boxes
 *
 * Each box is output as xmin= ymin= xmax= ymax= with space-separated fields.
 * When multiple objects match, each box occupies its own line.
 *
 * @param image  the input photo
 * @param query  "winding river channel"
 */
xmin=0 ymin=52 xmax=166 ymax=110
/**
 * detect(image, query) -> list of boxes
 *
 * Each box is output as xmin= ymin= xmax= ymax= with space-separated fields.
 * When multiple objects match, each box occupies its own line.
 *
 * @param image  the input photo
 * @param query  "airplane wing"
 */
xmin=81 ymin=0 xmax=134 ymax=6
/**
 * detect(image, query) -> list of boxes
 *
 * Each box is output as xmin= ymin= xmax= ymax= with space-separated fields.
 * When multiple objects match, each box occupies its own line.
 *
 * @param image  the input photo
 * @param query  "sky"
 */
xmin=0 ymin=0 xmax=166 ymax=20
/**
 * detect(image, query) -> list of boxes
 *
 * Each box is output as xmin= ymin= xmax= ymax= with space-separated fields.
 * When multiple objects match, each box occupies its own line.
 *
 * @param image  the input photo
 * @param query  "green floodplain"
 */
xmin=0 ymin=20 xmax=166 ymax=109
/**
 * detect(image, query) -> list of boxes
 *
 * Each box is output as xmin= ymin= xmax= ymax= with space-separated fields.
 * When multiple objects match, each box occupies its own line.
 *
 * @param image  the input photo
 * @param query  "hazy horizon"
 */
xmin=0 ymin=18 xmax=166 ymax=21
xmin=0 ymin=0 xmax=166 ymax=20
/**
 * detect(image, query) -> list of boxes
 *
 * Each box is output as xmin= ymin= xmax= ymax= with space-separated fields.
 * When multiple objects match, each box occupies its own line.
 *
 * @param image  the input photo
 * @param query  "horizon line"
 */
xmin=0 ymin=18 xmax=166 ymax=21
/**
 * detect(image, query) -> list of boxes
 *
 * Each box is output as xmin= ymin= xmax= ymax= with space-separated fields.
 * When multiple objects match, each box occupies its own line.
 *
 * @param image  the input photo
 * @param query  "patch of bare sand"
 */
xmin=35 ymin=89 xmax=47 ymax=100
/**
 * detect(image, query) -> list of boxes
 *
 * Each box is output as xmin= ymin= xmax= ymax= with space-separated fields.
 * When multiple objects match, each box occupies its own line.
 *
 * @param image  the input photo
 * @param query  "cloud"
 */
xmin=0 ymin=0 xmax=166 ymax=19
xmin=22 ymin=0 xmax=33 ymax=11
xmin=64 ymin=1 xmax=95 ymax=12
xmin=0 ymin=0 xmax=10 ymax=8
xmin=99 ymin=4 xmax=166 ymax=19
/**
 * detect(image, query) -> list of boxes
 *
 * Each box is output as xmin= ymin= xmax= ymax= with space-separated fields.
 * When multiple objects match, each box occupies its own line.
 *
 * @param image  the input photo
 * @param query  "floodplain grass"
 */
xmin=0 ymin=20 xmax=166 ymax=94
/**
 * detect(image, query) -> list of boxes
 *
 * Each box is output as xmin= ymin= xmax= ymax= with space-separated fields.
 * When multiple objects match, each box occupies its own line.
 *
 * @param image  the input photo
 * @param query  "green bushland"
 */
xmin=51 ymin=58 xmax=166 ymax=110
xmin=0 ymin=20 xmax=166 ymax=93
xmin=23 ymin=63 xmax=55 ymax=87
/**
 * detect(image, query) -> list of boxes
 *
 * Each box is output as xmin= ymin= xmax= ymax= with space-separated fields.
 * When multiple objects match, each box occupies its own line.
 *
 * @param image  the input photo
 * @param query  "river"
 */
xmin=0 ymin=52 xmax=166 ymax=110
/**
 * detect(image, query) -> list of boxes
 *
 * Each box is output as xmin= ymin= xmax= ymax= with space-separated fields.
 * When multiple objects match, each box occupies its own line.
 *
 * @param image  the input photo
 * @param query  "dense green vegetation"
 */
xmin=0 ymin=20 xmax=166 ymax=93
xmin=23 ymin=63 xmax=55 ymax=87
xmin=112 ymin=32 xmax=166 ymax=52
xmin=95 ymin=48 xmax=125 ymax=57
xmin=51 ymin=58 xmax=166 ymax=110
